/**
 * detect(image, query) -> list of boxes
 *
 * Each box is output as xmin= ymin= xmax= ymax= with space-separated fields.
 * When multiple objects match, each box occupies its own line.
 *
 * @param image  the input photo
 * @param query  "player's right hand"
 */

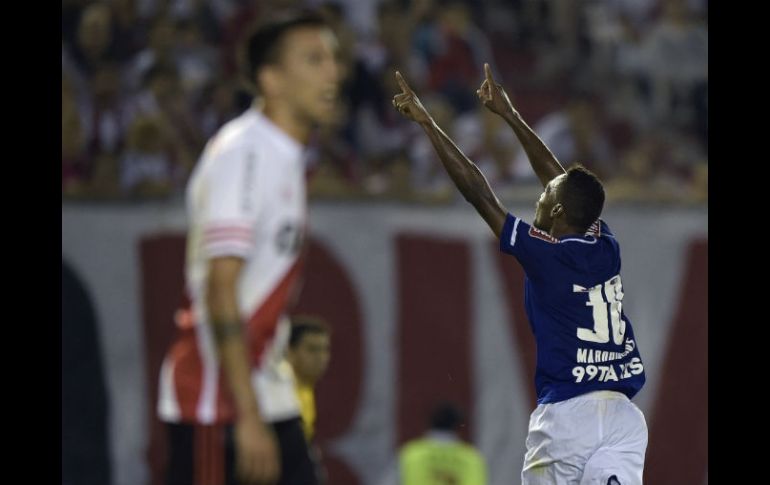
xmin=477 ymin=63 xmax=517 ymax=118
xmin=235 ymin=413 xmax=280 ymax=485
xmin=392 ymin=71 xmax=433 ymax=125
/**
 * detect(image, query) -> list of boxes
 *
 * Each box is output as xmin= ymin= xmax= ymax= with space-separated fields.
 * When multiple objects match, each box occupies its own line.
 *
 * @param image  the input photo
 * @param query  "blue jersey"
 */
xmin=499 ymin=213 xmax=645 ymax=404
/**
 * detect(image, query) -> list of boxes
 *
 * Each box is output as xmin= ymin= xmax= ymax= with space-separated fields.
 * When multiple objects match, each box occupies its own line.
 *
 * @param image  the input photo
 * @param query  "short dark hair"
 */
xmin=244 ymin=10 xmax=329 ymax=90
xmin=429 ymin=402 xmax=463 ymax=431
xmin=289 ymin=315 xmax=330 ymax=348
xmin=559 ymin=164 xmax=605 ymax=233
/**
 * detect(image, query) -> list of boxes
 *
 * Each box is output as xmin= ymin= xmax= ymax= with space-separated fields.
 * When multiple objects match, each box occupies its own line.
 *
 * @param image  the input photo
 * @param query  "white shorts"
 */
xmin=521 ymin=390 xmax=648 ymax=485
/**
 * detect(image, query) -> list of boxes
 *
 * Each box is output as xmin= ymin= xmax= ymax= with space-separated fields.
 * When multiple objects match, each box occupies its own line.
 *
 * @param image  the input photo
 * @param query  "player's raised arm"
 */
xmin=477 ymin=63 xmax=565 ymax=188
xmin=393 ymin=71 xmax=507 ymax=237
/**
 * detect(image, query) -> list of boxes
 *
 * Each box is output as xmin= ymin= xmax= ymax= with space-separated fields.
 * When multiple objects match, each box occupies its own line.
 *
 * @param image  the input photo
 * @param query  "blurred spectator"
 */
xmin=197 ymin=79 xmax=239 ymax=138
xmin=82 ymin=64 xmax=130 ymax=163
xmin=609 ymin=0 xmax=659 ymax=32
xmin=378 ymin=402 xmax=488 ymax=485
xmin=174 ymin=19 xmax=221 ymax=102
xmin=534 ymin=0 xmax=585 ymax=81
xmin=62 ymin=0 xmax=91 ymax=48
xmin=639 ymin=0 xmax=707 ymax=136
xmin=606 ymin=128 xmax=706 ymax=202
xmin=127 ymin=64 xmax=204 ymax=157
xmin=286 ymin=317 xmax=332 ymax=443
xmin=453 ymin=103 xmax=520 ymax=192
xmin=62 ymin=260 xmax=112 ymax=485
xmin=639 ymin=0 xmax=707 ymax=124
xmin=512 ymin=92 xmax=615 ymax=182
xmin=119 ymin=115 xmax=183 ymax=198
xmin=310 ymin=118 xmax=363 ymax=197
xmin=418 ymin=0 xmax=496 ymax=113
xmin=111 ymin=0 xmax=151 ymax=61
xmin=62 ymin=86 xmax=90 ymax=197
xmin=355 ymin=64 xmax=414 ymax=180
xmin=60 ymin=0 xmax=707 ymax=204
xmin=342 ymin=2 xmax=419 ymax=192
xmin=68 ymin=2 xmax=120 ymax=77
xmin=285 ymin=316 xmax=333 ymax=483
xmin=124 ymin=16 xmax=177 ymax=92
xmin=168 ymin=0 xmax=229 ymax=43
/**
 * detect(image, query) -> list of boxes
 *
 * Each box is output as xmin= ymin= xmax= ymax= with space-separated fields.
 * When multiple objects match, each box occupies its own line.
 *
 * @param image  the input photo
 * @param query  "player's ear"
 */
xmin=551 ymin=203 xmax=564 ymax=219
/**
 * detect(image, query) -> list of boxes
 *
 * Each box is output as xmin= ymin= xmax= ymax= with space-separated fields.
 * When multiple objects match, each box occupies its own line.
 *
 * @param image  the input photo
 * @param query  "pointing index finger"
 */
xmin=395 ymin=71 xmax=412 ymax=94
xmin=484 ymin=63 xmax=494 ymax=84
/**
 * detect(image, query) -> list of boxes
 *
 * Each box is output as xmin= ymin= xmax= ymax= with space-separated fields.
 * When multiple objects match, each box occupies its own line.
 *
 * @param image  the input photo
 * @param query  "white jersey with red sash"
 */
xmin=158 ymin=108 xmax=307 ymax=425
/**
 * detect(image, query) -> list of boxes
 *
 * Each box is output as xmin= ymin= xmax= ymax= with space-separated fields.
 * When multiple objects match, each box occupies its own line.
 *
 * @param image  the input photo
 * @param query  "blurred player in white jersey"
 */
xmin=157 ymin=10 xmax=340 ymax=485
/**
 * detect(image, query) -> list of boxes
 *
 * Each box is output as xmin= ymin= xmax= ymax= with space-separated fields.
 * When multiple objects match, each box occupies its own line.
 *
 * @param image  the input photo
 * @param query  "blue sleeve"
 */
xmin=499 ymin=213 xmax=560 ymax=278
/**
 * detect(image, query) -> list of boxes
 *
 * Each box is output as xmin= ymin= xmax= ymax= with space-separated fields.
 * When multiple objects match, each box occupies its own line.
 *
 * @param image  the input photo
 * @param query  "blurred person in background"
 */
xmin=379 ymin=402 xmax=487 ymax=485
xmin=83 ymin=63 xmax=129 ymax=164
xmin=63 ymin=68 xmax=125 ymax=200
xmin=125 ymin=16 xmax=178 ymax=92
xmin=418 ymin=0 xmax=496 ymax=114
xmin=452 ymin=100 xmax=521 ymax=194
xmin=606 ymin=128 xmax=706 ymax=203
xmin=345 ymin=0 xmax=426 ymax=192
xmin=174 ymin=18 xmax=221 ymax=104
xmin=511 ymin=90 xmax=616 ymax=183
xmin=62 ymin=260 xmax=112 ymax=485
xmin=126 ymin=63 xmax=205 ymax=164
xmin=119 ymin=114 xmax=189 ymax=199
xmin=286 ymin=317 xmax=331 ymax=444
xmin=110 ymin=0 xmax=151 ymax=61
xmin=68 ymin=2 xmax=120 ymax=78
xmin=286 ymin=316 xmax=332 ymax=483
xmin=156 ymin=10 xmax=340 ymax=485
xmin=198 ymin=79 xmax=240 ymax=139
xmin=62 ymin=81 xmax=90 ymax=197
xmin=638 ymin=0 xmax=707 ymax=130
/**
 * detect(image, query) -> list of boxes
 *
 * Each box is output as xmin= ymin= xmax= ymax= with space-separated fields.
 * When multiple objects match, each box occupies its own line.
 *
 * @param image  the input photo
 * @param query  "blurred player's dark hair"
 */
xmin=243 ymin=10 xmax=330 ymax=92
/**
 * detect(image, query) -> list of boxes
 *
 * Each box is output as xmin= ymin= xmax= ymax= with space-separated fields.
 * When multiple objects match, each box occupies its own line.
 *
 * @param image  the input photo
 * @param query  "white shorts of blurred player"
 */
xmin=521 ymin=390 xmax=648 ymax=485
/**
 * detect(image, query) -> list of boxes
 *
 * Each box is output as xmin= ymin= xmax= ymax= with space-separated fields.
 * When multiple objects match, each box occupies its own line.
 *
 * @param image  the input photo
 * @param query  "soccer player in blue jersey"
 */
xmin=393 ymin=64 xmax=648 ymax=485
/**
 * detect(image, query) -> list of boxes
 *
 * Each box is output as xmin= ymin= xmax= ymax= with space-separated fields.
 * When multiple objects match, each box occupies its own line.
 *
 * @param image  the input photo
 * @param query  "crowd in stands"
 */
xmin=62 ymin=0 xmax=707 ymax=204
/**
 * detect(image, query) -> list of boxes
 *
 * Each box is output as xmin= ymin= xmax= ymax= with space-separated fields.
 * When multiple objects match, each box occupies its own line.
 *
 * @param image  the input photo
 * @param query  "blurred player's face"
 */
xmin=271 ymin=27 xmax=340 ymax=126
xmin=288 ymin=332 xmax=331 ymax=385
xmin=534 ymin=174 xmax=566 ymax=231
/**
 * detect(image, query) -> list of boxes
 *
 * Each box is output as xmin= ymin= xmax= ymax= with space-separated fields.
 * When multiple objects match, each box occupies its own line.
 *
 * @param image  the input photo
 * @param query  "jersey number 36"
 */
xmin=573 ymin=275 xmax=627 ymax=345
